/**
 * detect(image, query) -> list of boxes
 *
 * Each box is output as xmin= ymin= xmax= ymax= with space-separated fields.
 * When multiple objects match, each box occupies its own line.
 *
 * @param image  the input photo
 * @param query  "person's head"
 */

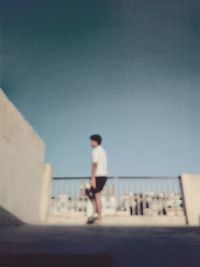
xmin=90 ymin=134 xmax=102 ymax=148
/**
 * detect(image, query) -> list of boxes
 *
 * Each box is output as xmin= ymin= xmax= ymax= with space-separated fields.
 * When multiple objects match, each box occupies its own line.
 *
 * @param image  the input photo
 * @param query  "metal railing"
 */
xmin=48 ymin=176 xmax=185 ymax=217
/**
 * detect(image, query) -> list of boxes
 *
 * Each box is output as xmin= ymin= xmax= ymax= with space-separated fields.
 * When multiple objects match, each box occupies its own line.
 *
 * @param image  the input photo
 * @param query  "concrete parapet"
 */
xmin=40 ymin=164 xmax=52 ymax=223
xmin=181 ymin=173 xmax=200 ymax=226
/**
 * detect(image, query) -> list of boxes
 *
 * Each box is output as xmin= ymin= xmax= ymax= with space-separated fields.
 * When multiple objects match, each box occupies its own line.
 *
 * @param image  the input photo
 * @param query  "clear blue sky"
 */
xmin=1 ymin=0 xmax=200 ymax=177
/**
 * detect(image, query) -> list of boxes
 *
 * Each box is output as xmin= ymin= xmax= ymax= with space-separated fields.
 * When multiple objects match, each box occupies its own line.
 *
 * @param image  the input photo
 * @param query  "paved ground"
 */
xmin=1 ymin=222 xmax=200 ymax=267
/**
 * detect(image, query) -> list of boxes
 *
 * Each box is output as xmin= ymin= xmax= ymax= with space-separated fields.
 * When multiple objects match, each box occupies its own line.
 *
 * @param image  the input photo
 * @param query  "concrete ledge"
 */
xmin=46 ymin=215 xmax=186 ymax=226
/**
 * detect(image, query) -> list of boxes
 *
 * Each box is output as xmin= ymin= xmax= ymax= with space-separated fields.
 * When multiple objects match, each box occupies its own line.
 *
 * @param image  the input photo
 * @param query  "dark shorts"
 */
xmin=91 ymin=176 xmax=107 ymax=194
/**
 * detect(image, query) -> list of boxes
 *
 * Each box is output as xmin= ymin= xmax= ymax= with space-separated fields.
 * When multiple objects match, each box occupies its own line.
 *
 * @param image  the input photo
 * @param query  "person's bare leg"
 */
xmin=95 ymin=192 xmax=102 ymax=219
xmin=92 ymin=198 xmax=97 ymax=216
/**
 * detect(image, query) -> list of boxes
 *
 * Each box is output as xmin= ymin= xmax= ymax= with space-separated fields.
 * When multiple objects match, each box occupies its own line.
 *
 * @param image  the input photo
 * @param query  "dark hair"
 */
xmin=90 ymin=134 xmax=102 ymax=145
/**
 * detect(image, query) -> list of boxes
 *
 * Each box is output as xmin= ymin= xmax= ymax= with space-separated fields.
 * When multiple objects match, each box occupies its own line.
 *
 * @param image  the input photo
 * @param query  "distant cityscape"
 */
xmin=49 ymin=180 xmax=184 ymax=217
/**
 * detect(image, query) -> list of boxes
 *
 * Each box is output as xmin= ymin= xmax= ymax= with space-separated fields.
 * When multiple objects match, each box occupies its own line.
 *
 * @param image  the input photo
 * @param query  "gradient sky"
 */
xmin=1 ymin=0 xmax=200 ymax=177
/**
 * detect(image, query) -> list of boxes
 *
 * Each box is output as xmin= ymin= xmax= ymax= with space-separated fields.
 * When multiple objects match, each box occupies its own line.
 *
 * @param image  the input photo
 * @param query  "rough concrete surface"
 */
xmin=0 ymin=221 xmax=200 ymax=267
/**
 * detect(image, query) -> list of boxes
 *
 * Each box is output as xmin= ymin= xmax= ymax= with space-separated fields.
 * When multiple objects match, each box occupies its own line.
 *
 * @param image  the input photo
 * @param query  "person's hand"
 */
xmin=91 ymin=176 xmax=96 ymax=188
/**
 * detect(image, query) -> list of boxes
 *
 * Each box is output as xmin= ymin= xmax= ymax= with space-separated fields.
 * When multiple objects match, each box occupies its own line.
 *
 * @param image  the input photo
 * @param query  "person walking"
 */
xmin=87 ymin=134 xmax=108 ymax=224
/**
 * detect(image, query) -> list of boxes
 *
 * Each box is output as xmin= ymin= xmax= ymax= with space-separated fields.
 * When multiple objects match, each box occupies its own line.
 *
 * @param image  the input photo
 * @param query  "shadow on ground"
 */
xmin=0 ymin=206 xmax=24 ymax=227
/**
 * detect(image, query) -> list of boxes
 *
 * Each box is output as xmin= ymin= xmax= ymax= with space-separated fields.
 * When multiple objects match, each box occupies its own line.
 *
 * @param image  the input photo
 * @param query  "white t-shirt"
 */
xmin=92 ymin=145 xmax=108 ymax=177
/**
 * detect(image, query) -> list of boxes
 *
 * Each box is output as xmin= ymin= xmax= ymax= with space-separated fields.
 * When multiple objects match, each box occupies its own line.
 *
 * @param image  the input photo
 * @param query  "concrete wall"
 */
xmin=0 ymin=88 xmax=51 ymax=224
xmin=181 ymin=173 xmax=200 ymax=226
xmin=40 ymin=164 xmax=52 ymax=223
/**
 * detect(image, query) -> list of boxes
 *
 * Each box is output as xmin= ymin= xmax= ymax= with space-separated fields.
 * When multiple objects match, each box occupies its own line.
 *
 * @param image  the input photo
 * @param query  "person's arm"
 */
xmin=91 ymin=163 xmax=97 ymax=188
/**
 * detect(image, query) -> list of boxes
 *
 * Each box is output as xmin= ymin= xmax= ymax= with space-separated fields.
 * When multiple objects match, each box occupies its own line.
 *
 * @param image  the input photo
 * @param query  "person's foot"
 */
xmin=86 ymin=217 xmax=95 ymax=224
xmin=93 ymin=212 xmax=99 ymax=219
xmin=94 ymin=215 xmax=102 ymax=224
